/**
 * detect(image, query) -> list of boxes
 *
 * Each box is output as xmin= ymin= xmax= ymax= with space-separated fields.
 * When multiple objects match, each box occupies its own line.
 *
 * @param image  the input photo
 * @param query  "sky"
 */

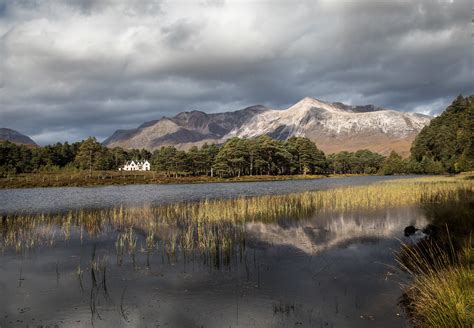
xmin=0 ymin=0 xmax=472 ymax=145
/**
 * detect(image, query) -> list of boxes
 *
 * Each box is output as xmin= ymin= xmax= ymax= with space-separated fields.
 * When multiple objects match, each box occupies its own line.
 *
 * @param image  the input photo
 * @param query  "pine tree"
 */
xmin=410 ymin=95 xmax=473 ymax=173
xmin=381 ymin=151 xmax=407 ymax=175
xmin=74 ymin=137 xmax=104 ymax=173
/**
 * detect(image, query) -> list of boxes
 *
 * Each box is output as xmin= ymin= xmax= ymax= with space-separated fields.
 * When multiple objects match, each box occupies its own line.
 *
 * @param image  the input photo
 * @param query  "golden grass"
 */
xmin=398 ymin=238 xmax=473 ymax=328
xmin=152 ymin=175 xmax=474 ymax=223
xmin=1 ymin=175 xmax=472 ymax=252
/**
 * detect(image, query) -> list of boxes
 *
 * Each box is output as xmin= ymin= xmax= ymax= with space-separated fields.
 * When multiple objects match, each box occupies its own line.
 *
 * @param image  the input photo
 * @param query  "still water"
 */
xmin=0 ymin=177 xmax=425 ymax=327
xmin=0 ymin=175 xmax=416 ymax=214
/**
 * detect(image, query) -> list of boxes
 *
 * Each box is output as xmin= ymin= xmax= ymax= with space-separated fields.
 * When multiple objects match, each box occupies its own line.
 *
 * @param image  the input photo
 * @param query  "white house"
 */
xmin=119 ymin=160 xmax=151 ymax=171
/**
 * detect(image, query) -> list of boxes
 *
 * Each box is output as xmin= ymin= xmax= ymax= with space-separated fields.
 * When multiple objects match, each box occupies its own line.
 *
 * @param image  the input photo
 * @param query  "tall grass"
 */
xmin=397 ymin=237 xmax=473 ymax=328
xmin=151 ymin=176 xmax=474 ymax=224
xmin=397 ymin=182 xmax=473 ymax=328
xmin=1 ymin=176 xmax=472 ymax=254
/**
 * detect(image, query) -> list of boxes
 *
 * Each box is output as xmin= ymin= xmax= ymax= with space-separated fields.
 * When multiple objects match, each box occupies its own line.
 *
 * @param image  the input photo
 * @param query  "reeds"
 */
xmin=140 ymin=176 xmax=474 ymax=224
xmin=396 ymin=184 xmax=474 ymax=328
xmin=1 ymin=176 xmax=472 ymax=257
xmin=397 ymin=236 xmax=473 ymax=328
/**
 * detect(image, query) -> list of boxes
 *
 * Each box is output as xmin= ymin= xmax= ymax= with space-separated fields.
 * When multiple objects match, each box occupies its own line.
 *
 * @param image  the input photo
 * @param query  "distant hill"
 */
xmin=411 ymin=95 xmax=473 ymax=172
xmin=0 ymin=128 xmax=38 ymax=147
xmin=104 ymin=97 xmax=432 ymax=156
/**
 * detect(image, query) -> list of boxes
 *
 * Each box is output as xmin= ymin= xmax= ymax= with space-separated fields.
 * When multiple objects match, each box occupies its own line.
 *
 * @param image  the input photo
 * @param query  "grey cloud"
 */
xmin=0 ymin=0 xmax=472 ymax=145
xmin=162 ymin=19 xmax=204 ymax=50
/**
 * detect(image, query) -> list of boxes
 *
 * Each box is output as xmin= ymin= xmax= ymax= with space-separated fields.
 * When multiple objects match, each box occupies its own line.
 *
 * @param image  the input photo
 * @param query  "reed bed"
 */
xmin=150 ymin=176 xmax=474 ymax=223
xmin=1 ymin=175 xmax=472 ymax=255
xmin=397 ymin=238 xmax=473 ymax=328
xmin=396 ymin=181 xmax=473 ymax=328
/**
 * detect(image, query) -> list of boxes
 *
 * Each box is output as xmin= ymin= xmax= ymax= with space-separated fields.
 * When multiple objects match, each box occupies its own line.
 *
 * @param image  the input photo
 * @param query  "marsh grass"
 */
xmin=1 ymin=176 xmax=472 ymax=256
xmin=0 ymin=176 xmax=472 ymax=273
xmin=152 ymin=176 xmax=473 ymax=223
xmin=396 ymin=182 xmax=474 ymax=328
xmin=397 ymin=236 xmax=473 ymax=328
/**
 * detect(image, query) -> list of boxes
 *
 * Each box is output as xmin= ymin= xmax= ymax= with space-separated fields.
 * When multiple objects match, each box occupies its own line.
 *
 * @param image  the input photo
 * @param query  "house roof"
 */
xmin=123 ymin=160 xmax=150 ymax=166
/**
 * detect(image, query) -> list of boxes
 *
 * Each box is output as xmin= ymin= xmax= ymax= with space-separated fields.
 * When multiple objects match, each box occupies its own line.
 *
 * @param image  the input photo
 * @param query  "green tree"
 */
xmin=152 ymin=146 xmax=178 ymax=176
xmin=381 ymin=151 xmax=407 ymax=175
xmin=410 ymin=94 xmax=473 ymax=173
xmin=201 ymin=143 xmax=219 ymax=176
xmin=255 ymin=135 xmax=279 ymax=175
xmin=352 ymin=149 xmax=385 ymax=174
xmin=74 ymin=137 xmax=105 ymax=173
xmin=285 ymin=137 xmax=327 ymax=174
xmin=328 ymin=151 xmax=353 ymax=174
xmin=213 ymin=138 xmax=248 ymax=177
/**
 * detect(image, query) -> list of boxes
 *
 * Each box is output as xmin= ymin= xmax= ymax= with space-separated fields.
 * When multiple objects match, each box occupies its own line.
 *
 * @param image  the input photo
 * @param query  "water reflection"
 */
xmin=0 ymin=204 xmax=425 ymax=327
xmin=246 ymin=208 xmax=426 ymax=254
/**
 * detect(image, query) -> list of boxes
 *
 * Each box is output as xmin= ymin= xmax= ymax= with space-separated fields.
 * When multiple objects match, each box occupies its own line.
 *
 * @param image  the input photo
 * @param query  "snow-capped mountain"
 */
xmin=103 ymin=97 xmax=432 ymax=156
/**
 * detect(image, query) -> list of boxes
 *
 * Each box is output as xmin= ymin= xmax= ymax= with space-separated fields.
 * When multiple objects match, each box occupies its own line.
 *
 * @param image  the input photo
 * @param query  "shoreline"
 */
xmin=0 ymin=171 xmax=372 ymax=189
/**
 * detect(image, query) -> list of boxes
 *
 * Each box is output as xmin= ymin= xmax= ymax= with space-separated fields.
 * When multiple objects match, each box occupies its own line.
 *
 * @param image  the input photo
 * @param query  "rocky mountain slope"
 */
xmin=0 ymin=128 xmax=38 ymax=146
xmin=103 ymin=97 xmax=432 ymax=156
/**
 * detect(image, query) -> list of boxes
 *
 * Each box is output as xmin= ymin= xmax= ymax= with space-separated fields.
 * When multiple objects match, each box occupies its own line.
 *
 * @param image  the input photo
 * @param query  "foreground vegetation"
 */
xmin=2 ymin=175 xmax=472 ymax=250
xmin=399 ymin=240 xmax=472 ymax=328
xmin=397 ymin=182 xmax=473 ymax=328
xmin=1 ymin=174 xmax=472 ymax=326
xmin=151 ymin=175 xmax=473 ymax=223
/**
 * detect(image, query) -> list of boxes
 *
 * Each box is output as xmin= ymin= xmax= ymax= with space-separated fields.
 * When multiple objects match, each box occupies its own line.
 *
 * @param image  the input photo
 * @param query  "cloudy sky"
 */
xmin=0 ymin=0 xmax=472 ymax=145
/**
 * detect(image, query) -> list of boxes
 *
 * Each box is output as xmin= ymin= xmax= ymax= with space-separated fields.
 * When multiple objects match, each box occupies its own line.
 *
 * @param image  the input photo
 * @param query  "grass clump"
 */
xmin=398 ymin=183 xmax=473 ymax=328
xmin=398 ymin=239 xmax=473 ymax=328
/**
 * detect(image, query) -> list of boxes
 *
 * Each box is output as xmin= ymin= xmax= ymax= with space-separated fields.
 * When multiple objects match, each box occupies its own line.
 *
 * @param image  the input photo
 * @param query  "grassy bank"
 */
xmin=398 ymin=239 xmax=473 ymax=328
xmin=0 ymin=170 xmax=337 ymax=188
xmin=397 ymin=181 xmax=473 ymax=328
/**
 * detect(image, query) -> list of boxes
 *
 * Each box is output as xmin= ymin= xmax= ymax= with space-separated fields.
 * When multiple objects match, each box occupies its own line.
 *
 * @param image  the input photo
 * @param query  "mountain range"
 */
xmin=0 ymin=128 xmax=38 ymax=147
xmin=103 ymin=97 xmax=432 ymax=156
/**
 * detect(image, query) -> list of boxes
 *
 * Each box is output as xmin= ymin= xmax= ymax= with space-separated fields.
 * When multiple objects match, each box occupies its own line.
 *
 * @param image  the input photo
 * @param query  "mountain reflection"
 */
xmin=245 ymin=208 xmax=427 ymax=254
xmin=1 ymin=203 xmax=427 ymax=265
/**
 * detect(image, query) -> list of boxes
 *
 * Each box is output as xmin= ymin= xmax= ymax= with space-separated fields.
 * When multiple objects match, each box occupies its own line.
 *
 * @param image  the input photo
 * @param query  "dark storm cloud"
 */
xmin=0 ymin=0 xmax=472 ymax=145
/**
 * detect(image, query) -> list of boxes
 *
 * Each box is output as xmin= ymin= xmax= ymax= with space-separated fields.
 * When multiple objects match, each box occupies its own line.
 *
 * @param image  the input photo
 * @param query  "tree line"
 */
xmin=0 ymin=137 xmax=151 ymax=176
xmin=153 ymin=136 xmax=328 ymax=177
xmin=0 ymin=135 xmax=418 ymax=177
xmin=0 ymin=135 xmax=466 ymax=178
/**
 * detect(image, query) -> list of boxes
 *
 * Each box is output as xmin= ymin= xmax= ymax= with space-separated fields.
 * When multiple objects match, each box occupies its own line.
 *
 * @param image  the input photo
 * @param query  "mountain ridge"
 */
xmin=103 ymin=97 xmax=432 ymax=156
xmin=0 ymin=128 xmax=38 ymax=147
